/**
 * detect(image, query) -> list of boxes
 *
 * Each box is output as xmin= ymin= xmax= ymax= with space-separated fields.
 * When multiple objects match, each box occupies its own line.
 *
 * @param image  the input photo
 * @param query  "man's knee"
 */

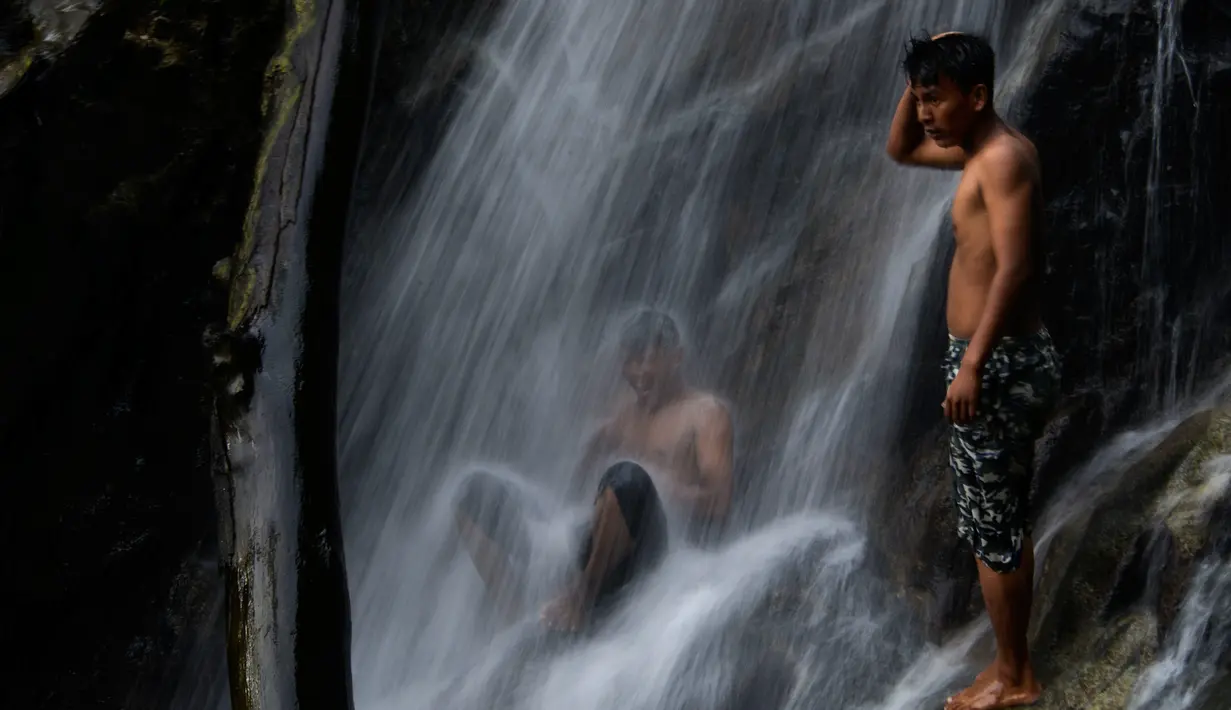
xmin=455 ymin=469 xmax=511 ymax=527
xmin=977 ymin=548 xmax=1023 ymax=574
xmin=595 ymin=461 xmax=667 ymax=547
xmin=597 ymin=461 xmax=657 ymax=516
xmin=972 ymin=529 xmax=1027 ymax=574
xmin=598 ymin=460 xmax=654 ymax=495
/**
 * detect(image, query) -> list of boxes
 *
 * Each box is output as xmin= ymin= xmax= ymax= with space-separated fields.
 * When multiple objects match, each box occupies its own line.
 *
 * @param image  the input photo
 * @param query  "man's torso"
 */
xmin=609 ymin=390 xmax=725 ymax=512
xmin=614 ymin=390 xmax=707 ymax=479
xmin=946 ymin=127 xmax=1044 ymax=339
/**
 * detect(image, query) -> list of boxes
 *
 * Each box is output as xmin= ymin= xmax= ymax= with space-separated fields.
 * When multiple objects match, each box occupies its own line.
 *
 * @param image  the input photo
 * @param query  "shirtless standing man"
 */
xmin=453 ymin=309 xmax=734 ymax=632
xmin=886 ymin=33 xmax=1061 ymax=710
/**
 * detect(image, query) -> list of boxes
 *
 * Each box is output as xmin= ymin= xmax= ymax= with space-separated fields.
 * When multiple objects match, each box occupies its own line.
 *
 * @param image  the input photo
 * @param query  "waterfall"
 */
xmin=337 ymin=2 xmax=1073 ymax=708
xmin=1130 ymin=556 xmax=1231 ymax=710
xmin=1141 ymin=0 xmax=1195 ymax=408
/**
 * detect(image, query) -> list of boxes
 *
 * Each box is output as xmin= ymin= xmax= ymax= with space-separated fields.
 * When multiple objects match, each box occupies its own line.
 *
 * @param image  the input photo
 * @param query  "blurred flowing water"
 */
xmin=1130 ymin=556 xmax=1231 ymax=710
xmin=1128 ymin=442 xmax=1231 ymax=710
xmin=333 ymin=1 xmax=1086 ymax=709
xmin=1141 ymin=0 xmax=1195 ymax=409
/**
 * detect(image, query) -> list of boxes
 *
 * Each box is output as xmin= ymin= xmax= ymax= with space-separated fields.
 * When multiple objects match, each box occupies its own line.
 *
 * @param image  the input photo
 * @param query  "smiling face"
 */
xmin=621 ymin=346 xmax=682 ymax=409
xmin=910 ymin=73 xmax=989 ymax=148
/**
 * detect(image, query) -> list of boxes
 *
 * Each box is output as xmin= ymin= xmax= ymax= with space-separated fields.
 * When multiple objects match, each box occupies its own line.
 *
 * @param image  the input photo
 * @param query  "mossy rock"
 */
xmin=1030 ymin=408 xmax=1231 ymax=707
xmin=1034 ymin=611 xmax=1158 ymax=710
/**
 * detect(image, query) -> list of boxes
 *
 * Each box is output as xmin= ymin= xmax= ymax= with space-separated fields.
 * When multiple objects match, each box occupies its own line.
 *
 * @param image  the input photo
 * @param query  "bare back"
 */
xmin=947 ymin=127 xmax=1044 ymax=339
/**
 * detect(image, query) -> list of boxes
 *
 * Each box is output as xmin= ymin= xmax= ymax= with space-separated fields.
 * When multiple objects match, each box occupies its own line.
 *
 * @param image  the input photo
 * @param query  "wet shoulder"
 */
xmin=973 ymin=132 xmax=1040 ymax=186
xmin=682 ymin=390 xmax=733 ymax=428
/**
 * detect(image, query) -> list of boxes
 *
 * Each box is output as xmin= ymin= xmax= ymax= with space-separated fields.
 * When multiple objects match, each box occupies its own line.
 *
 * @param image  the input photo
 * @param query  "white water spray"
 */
xmin=338 ymin=1 xmax=1079 ymax=709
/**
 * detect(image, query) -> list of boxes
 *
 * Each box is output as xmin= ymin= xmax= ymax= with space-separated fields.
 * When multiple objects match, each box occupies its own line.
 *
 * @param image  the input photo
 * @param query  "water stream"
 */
xmin=1129 ymin=443 xmax=1231 ymax=710
xmin=337 ymin=2 xmax=1068 ymax=709
xmin=1130 ymin=555 xmax=1231 ymax=710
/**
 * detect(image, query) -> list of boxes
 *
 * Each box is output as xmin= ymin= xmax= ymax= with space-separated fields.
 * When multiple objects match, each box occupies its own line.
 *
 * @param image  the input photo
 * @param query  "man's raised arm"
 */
xmin=885 ymin=85 xmax=967 ymax=169
xmin=886 ymin=31 xmax=968 ymax=170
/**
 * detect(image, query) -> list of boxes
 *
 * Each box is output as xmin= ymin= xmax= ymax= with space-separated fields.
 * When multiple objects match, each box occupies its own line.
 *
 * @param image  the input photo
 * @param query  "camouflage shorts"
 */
xmin=944 ymin=328 xmax=1061 ymax=573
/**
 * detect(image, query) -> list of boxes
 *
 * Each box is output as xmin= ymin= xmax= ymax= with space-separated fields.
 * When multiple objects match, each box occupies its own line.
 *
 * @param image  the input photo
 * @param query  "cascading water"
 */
xmin=1130 ymin=555 xmax=1231 ymax=710
xmin=337 ymin=1 xmax=1071 ymax=709
xmin=1141 ymin=0 xmax=1196 ymax=409
xmin=1128 ymin=447 xmax=1231 ymax=710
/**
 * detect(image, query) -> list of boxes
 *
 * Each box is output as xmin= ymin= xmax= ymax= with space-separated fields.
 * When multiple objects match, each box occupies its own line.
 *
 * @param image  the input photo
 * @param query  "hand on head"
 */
xmin=904 ymin=32 xmax=964 ymax=87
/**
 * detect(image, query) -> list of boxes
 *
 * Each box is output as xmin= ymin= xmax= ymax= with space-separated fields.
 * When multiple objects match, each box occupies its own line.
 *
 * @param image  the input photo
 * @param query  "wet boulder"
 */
xmin=1018 ymin=0 xmax=1231 ymax=407
xmin=0 ymin=4 xmax=33 ymax=64
xmin=1027 ymin=410 xmax=1229 ymax=708
xmin=0 ymin=0 xmax=284 ymax=706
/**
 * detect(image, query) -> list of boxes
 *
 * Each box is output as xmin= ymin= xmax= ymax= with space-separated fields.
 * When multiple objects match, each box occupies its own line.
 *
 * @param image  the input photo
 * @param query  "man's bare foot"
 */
xmin=944 ymin=663 xmax=997 ymax=709
xmin=947 ymin=678 xmax=1041 ymax=710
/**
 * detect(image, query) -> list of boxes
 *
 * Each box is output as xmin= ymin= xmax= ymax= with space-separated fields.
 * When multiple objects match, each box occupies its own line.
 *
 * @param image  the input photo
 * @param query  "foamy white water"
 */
xmin=336 ymin=1 xmax=1102 ymax=709
xmin=1128 ymin=447 xmax=1231 ymax=710
xmin=1129 ymin=557 xmax=1231 ymax=710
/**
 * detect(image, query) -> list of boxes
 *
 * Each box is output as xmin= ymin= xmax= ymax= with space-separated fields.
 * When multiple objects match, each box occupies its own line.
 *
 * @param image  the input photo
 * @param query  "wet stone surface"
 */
xmin=0 ymin=0 xmax=283 ymax=706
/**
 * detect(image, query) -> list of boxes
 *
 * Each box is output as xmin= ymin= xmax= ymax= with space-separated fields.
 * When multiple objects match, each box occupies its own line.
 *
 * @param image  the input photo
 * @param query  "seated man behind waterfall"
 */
xmin=452 ymin=309 xmax=735 ymax=631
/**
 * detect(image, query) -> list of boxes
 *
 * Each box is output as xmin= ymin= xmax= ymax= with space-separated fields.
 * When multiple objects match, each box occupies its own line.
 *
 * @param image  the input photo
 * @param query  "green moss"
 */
xmin=1 ymin=0 xmax=286 ymax=703
xmin=1160 ymin=411 xmax=1231 ymax=557
xmin=1035 ymin=612 xmax=1157 ymax=710
xmin=94 ymin=162 xmax=178 ymax=217
xmin=122 ymin=29 xmax=186 ymax=67
xmin=1029 ymin=409 xmax=1231 ymax=708
xmin=213 ymin=257 xmax=232 ymax=282
xmin=227 ymin=0 xmax=315 ymax=330
xmin=0 ymin=46 xmax=34 ymax=97
xmin=1034 ymin=612 xmax=1157 ymax=703
xmin=227 ymin=538 xmax=261 ymax=710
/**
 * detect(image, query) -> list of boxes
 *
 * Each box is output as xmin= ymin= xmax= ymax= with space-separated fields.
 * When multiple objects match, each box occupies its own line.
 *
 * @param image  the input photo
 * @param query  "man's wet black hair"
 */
xmin=903 ymin=32 xmax=995 ymax=101
xmin=619 ymin=309 xmax=681 ymax=357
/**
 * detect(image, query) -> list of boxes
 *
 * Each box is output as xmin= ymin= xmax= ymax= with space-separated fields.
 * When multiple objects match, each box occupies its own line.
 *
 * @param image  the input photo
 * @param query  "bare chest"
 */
xmin=617 ymin=406 xmax=698 ymax=479
xmin=950 ymin=170 xmax=994 ymax=262
xmin=951 ymin=170 xmax=985 ymax=237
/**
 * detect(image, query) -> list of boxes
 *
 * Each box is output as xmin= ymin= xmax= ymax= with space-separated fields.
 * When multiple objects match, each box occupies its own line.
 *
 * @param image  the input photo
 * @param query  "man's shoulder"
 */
xmin=974 ymin=130 xmax=1038 ymax=176
xmin=970 ymin=133 xmax=1039 ymax=195
xmin=683 ymin=390 xmax=733 ymax=425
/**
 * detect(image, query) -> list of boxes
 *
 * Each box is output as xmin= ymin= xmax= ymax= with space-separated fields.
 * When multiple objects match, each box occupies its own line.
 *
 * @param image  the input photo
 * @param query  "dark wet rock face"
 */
xmin=2 ymin=2 xmax=114 ymax=98
xmin=1208 ymin=496 xmax=1231 ymax=559
xmin=0 ymin=0 xmax=283 ymax=707
xmin=0 ymin=4 xmax=33 ymax=62
xmin=0 ymin=3 xmax=34 ymax=95
xmin=1026 ymin=0 xmax=1231 ymax=616
xmin=0 ymin=0 xmax=496 ymax=706
xmin=207 ymin=0 xmax=388 ymax=704
xmin=1026 ymin=411 xmax=1231 ymax=709
xmin=1021 ymin=0 xmax=1231 ymax=411
xmin=1103 ymin=524 xmax=1175 ymax=621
